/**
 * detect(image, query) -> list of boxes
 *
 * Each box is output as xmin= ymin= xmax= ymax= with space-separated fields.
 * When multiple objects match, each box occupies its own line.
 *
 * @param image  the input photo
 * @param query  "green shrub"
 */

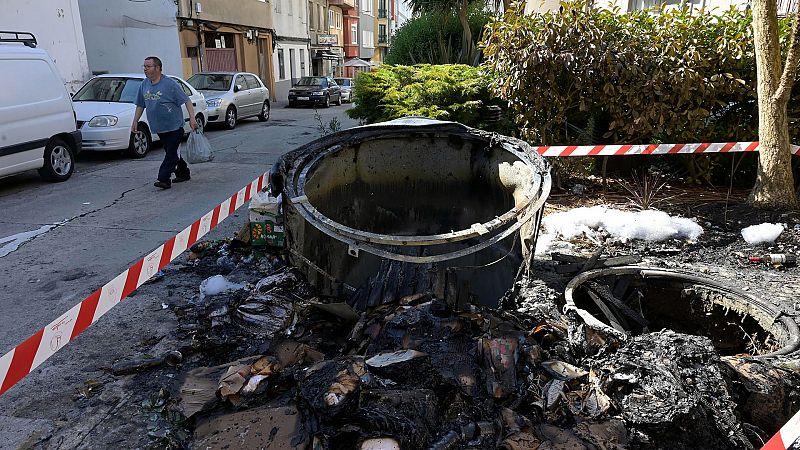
xmin=347 ymin=64 xmax=503 ymax=129
xmin=481 ymin=2 xmax=800 ymax=146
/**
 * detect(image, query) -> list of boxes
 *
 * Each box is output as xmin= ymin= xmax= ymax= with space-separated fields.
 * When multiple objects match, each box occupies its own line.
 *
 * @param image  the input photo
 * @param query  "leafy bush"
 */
xmin=386 ymin=5 xmax=492 ymax=65
xmin=481 ymin=2 xmax=800 ymax=146
xmin=347 ymin=64 xmax=503 ymax=129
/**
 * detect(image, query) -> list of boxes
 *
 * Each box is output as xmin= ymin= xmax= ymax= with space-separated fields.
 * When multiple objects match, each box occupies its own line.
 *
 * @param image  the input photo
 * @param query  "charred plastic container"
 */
xmin=278 ymin=118 xmax=551 ymax=307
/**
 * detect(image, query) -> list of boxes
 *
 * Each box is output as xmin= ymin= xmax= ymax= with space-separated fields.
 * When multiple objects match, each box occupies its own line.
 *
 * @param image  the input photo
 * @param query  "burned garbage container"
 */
xmin=278 ymin=118 xmax=551 ymax=308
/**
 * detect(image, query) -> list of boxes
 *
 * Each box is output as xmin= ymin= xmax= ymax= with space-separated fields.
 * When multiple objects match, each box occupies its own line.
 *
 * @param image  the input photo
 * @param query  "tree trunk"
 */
xmin=750 ymin=0 xmax=800 ymax=209
xmin=457 ymin=0 xmax=474 ymax=64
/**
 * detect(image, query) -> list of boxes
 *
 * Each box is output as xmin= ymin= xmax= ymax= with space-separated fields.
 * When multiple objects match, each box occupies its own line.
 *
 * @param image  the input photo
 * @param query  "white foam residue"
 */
xmin=199 ymin=275 xmax=245 ymax=300
xmin=741 ymin=223 xmax=784 ymax=245
xmin=541 ymin=206 xmax=703 ymax=245
xmin=0 ymin=224 xmax=60 ymax=258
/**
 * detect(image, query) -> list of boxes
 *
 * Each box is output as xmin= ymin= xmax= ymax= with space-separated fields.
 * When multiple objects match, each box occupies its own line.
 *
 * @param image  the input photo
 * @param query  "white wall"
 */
xmin=1 ymin=0 xmax=91 ymax=92
xmin=273 ymin=0 xmax=311 ymax=39
xmin=77 ymin=0 xmax=181 ymax=76
xmin=273 ymin=42 xmax=310 ymax=100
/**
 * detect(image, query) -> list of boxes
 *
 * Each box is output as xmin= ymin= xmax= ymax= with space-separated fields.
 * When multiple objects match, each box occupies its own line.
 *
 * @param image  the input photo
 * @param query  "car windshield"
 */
xmin=334 ymin=79 xmax=350 ymax=87
xmin=296 ymin=77 xmax=326 ymax=87
xmin=188 ymin=73 xmax=233 ymax=91
xmin=73 ymin=77 xmax=142 ymax=103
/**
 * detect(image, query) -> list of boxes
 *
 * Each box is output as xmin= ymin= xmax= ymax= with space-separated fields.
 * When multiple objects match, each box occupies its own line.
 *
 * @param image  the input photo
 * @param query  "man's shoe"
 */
xmin=154 ymin=180 xmax=171 ymax=189
xmin=173 ymin=175 xmax=191 ymax=183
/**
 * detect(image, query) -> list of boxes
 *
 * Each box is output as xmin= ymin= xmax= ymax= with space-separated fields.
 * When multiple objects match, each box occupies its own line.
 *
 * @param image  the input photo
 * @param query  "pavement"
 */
xmin=0 ymin=103 xmax=359 ymax=448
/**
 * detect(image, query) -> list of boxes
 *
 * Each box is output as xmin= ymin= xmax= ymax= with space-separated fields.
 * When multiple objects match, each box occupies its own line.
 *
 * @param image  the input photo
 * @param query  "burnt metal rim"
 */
xmin=563 ymin=266 xmax=800 ymax=358
xmin=284 ymin=122 xmax=551 ymax=263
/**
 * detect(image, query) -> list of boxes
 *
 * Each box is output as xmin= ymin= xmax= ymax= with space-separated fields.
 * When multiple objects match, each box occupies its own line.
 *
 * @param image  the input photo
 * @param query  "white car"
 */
xmin=0 ymin=31 xmax=81 ymax=182
xmin=72 ymin=74 xmax=208 ymax=158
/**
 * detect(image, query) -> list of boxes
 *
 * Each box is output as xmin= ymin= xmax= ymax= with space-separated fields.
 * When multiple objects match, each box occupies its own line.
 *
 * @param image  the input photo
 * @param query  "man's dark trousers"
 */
xmin=156 ymin=128 xmax=190 ymax=183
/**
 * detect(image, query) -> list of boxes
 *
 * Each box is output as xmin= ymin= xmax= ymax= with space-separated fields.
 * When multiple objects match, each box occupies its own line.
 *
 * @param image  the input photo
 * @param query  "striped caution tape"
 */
xmin=762 ymin=409 xmax=800 ymax=450
xmin=0 ymin=172 xmax=268 ymax=396
xmin=534 ymin=142 xmax=800 ymax=157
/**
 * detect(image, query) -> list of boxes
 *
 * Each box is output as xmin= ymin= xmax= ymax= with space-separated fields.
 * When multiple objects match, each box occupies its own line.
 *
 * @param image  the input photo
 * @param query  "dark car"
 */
xmin=288 ymin=76 xmax=342 ymax=108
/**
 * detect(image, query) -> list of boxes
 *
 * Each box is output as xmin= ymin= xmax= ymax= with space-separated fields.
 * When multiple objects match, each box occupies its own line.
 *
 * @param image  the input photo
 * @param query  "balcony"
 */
xmin=329 ymin=0 xmax=356 ymax=10
xmin=377 ymin=34 xmax=387 ymax=45
xmin=378 ymin=8 xmax=387 ymax=18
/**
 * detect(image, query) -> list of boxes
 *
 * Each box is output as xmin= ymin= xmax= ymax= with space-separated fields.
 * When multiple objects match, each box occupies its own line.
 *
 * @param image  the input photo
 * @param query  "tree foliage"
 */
xmin=481 ymin=2 xmax=800 ymax=147
xmin=346 ymin=64 xmax=498 ymax=128
xmin=403 ymin=0 xmax=485 ymax=63
xmin=386 ymin=5 xmax=491 ymax=65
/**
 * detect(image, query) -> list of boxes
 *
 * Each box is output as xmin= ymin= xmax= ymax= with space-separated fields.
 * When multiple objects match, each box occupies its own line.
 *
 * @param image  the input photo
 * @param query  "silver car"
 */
xmin=188 ymin=72 xmax=270 ymax=130
xmin=333 ymin=78 xmax=354 ymax=103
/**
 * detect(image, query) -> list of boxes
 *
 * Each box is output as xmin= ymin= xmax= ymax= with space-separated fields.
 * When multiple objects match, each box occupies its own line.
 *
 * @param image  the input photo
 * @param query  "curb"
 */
xmin=0 ymin=172 xmax=268 ymax=396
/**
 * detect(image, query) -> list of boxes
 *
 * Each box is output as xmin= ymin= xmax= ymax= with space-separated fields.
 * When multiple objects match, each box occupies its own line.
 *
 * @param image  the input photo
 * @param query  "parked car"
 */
xmin=333 ymin=78 xmax=354 ymax=103
xmin=72 ymin=74 xmax=208 ymax=158
xmin=288 ymin=76 xmax=342 ymax=108
xmin=0 ymin=31 xmax=81 ymax=182
xmin=187 ymin=72 xmax=270 ymax=130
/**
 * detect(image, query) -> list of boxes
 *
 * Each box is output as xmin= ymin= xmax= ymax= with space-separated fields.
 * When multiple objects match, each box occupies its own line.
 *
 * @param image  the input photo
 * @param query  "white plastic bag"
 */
xmin=181 ymin=130 xmax=213 ymax=163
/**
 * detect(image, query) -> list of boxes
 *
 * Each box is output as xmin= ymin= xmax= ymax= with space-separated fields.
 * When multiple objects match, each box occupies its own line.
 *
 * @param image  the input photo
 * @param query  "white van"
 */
xmin=0 ymin=31 xmax=81 ymax=182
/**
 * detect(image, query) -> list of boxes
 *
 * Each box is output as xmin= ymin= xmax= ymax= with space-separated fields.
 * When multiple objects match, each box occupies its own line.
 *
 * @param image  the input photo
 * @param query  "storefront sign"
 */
xmin=317 ymin=34 xmax=337 ymax=45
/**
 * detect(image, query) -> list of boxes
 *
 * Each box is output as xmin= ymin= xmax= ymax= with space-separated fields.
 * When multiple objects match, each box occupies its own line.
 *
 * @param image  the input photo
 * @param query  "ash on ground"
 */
xmin=40 ymin=189 xmax=800 ymax=450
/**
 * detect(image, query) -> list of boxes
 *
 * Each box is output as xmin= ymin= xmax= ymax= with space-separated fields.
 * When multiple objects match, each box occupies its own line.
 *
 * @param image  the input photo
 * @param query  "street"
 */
xmin=0 ymin=103 xmax=359 ymax=358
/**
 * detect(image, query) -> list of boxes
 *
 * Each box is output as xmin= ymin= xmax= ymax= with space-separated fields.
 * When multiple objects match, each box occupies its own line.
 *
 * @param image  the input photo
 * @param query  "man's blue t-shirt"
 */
xmin=134 ymin=76 xmax=189 ymax=134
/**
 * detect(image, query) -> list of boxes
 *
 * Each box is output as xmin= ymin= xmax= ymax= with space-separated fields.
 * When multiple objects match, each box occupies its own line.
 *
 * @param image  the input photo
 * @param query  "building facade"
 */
xmin=328 ymin=5 xmax=345 ymax=75
xmin=175 ymin=0 xmax=275 ymax=96
xmin=78 ymin=0 xmax=182 ymax=78
xmin=309 ymin=0 xmax=337 ymax=75
xmin=358 ymin=0 xmax=375 ymax=66
xmin=273 ymin=0 xmax=312 ymax=100
xmin=2 ymin=0 xmax=91 ymax=92
xmin=370 ymin=0 xmax=391 ymax=64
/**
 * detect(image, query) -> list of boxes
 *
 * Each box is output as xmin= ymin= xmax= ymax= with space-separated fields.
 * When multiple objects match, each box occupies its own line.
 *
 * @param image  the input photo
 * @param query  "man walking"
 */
xmin=132 ymin=56 xmax=197 ymax=189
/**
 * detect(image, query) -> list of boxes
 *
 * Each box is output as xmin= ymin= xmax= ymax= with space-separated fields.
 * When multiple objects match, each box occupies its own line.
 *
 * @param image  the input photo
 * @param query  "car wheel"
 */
xmin=126 ymin=124 xmax=152 ymax=158
xmin=288 ymin=100 xmax=295 ymax=108
xmin=323 ymin=95 xmax=330 ymax=108
xmin=258 ymin=101 xmax=270 ymax=121
xmin=225 ymin=106 xmax=237 ymax=130
xmin=38 ymin=137 xmax=75 ymax=182
xmin=195 ymin=114 xmax=205 ymax=134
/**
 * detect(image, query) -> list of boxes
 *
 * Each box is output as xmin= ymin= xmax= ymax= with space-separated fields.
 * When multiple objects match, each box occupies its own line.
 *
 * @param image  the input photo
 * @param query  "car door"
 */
xmin=243 ymin=75 xmax=261 ymax=116
xmin=245 ymin=75 xmax=267 ymax=108
xmin=172 ymin=77 xmax=198 ymax=131
xmin=232 ymin=74 xmax=252 ymax=116
xmin=327 ymin=77 xmax=341 ymax=102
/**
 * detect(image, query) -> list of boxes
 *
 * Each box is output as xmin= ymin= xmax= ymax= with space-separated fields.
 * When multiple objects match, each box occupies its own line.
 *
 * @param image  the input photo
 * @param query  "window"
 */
xmin=351 ymin=24 xmax=358 ymax=44
xmin=278 ymin=49 xmax=285 ymax=80
xmin=318 ymin=4 xmax=324 ymax=29
xmin=378 ymin=24 xmax=387 ymax=43
xmin=300 ymin=49 xmax=306 ymax=76
xmin=329 ymin=10 xmax=334 ymax=29
xmin=289 ymin=48 xmax=296 ymax=80
xmin=245 ymin=75 xmax=261 ymax=90
xmin=288 ymin=0 xmax=293 ymax=15
xmin=362 ymin=0 xmax=371 ymax=14
xmin=275 ymin=0 xmax=281 ymax=13
xmin=378 ymin=0 xmax=387 ymax=18
xmin=173 ymin=78 xmax=194 ymax=96
xmin=308 ymin=1 xmax=314 ymax=28
xmin=362 ymin=30 xmax=374 ymax=48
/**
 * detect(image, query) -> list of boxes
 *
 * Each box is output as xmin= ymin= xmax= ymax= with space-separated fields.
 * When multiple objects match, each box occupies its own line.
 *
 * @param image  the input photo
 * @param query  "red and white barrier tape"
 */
xmin=535 ymin=142 xmax=800 ymax=157
xmin=762 ymin=408 xmax=800 ymax=449
xmin=0 ymin=172 xmax=268 ymax=396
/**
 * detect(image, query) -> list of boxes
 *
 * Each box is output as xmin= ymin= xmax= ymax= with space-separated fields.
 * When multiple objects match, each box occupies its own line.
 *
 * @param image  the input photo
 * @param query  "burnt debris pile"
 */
xmin=162 ymin=242 xmax=800 ymax=450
